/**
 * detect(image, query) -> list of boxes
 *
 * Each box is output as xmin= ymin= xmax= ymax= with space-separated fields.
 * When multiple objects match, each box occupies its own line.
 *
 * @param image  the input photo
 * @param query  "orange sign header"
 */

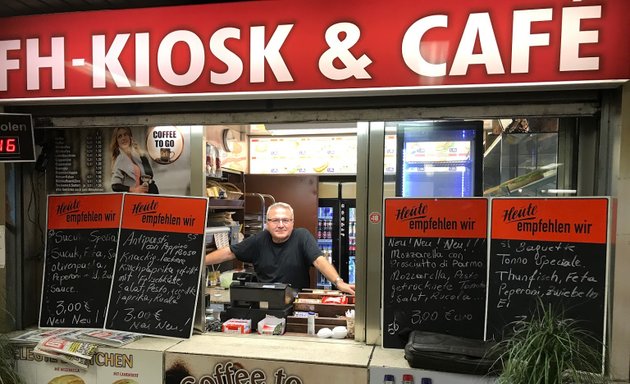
xmin=491 ymin=198 xmax=609 ymax=244
xmin=47 ymin=194 xmax=123 ymax=230
xmin=121 ymin=194 xmax=208 ymax=234
xmin=384 ymin=198 xmax=487 ymax=238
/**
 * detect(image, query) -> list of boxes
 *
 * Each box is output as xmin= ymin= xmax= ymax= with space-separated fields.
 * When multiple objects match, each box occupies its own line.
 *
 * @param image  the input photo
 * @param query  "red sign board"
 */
xmin=120 ymin=194 xmax=207 ymax=234
xmin=384 ymin=198 xmax=487 ymax=239
xmin=47 ymin=193 xmax=122 ymax=229
xmin=490 ymin=197 xmax=609 ymax=244
xmin=1 ymin=0 xmax=628 ymax=102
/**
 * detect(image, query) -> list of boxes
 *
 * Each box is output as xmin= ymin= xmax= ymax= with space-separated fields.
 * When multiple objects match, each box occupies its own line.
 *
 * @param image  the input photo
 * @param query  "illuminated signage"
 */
xmin=0 ymin=0 xmax=628 ymax=102
xmin=0 ymin=114 xmax=35 ymax=162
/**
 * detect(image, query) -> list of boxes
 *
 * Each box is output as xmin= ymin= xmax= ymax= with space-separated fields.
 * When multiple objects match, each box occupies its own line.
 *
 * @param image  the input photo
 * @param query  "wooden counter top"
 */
xmin=166 ymin=332 xmax=374 ymax=367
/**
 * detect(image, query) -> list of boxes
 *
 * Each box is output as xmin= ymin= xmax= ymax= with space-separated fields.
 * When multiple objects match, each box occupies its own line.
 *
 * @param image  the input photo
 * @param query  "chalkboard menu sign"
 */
xmin=383 ymin=198 xmax=488 ymax=348
xmin=105 ymin=194 xmax=208 ymax=339
xmin=39 ymin=194 xmax=122 ymax=328
xmin=487 ymin=198 xmax=609 ymax=345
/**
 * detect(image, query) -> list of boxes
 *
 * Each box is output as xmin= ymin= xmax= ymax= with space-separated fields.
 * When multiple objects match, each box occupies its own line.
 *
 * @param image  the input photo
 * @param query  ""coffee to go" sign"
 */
xmin=146 ymin=126 xmax=184 ymax=165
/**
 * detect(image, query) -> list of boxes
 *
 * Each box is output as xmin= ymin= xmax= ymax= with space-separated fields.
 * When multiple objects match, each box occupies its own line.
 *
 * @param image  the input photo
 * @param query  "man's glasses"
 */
xmin=267 ymin=218 xmax=293 ymax=225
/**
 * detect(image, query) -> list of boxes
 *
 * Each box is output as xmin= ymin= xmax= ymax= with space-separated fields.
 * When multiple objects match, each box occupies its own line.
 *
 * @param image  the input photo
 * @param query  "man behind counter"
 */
xmin=205 ymin=202 xmax=355 ymax=295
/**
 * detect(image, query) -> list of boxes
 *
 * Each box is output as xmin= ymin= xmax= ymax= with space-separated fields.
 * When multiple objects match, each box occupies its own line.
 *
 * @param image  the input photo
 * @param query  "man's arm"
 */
xmin=312 ymin=256 xmax=355 ymax=295
xmin=205 ymin=246 xmax=236 ymax=265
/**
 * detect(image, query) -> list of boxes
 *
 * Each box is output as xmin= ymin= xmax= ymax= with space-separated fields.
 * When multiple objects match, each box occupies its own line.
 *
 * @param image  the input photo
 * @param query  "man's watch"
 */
xmin=334 ymin=277 xmax=344 ymax=285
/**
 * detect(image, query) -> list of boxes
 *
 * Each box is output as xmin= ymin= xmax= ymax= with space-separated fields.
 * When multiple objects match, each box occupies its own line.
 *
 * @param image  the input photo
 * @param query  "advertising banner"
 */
xmin=164 ymin=353 xmax=368 ymax=384
xmin=45 ymin=126 xmax=191 ymax=196
xmin=14 ymin=342 xmax=172 ymax=384
xmin=95 ymin=347 xmax=166 ymax=384
xmin=1 ymin=0 xmax=628 ymax=102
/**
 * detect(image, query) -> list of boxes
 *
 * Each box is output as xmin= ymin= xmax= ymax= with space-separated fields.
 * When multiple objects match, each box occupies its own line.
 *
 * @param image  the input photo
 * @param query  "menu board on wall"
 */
xmin=487 ymin=198 xmax=609 ymax=345
xmin=39 ymin=194 xmax=122 ymax=328
xmin=105 ymin=194 xmax=208 ymax=339
xmin=382 ymin=198 xmax=488 ymax=348
xmin=249 ymin=135 xmax=357 ymax=175
xmin=46 ymin=126 xmax=192 ymax=196
xmin=50 ymin=128 xmax=106 ymax=193
xmin=384 ymin=134 xmax=397 ymax=175
xmin=404 ymin=141 xmax=471 ymax=162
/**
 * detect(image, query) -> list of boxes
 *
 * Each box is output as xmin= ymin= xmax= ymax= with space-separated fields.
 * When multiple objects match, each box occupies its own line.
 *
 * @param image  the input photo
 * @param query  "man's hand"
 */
xmin=336 ymin=280 xmax=355 ymax=295
xmin=312 ymin=256 xmax=356 ymax=295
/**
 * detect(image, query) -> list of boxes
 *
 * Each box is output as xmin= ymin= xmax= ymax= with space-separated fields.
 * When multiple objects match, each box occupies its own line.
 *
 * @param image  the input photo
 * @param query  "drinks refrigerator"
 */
xmin=316 ymin=192 xmax=356 ymax=288
xmin=395 ymin=121 xmax=484 ymax=197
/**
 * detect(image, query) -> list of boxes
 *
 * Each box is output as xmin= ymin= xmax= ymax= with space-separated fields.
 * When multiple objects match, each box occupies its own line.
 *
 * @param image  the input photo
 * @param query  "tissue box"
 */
xmin=222 ymin=319 xmax=251 ymax=334
xmin=257 ymin=315 xmax=286 ymax=335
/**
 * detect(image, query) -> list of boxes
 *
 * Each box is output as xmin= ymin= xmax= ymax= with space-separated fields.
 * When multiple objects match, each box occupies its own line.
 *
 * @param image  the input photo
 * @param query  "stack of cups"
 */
xmin=345 ymin=317 xmax=355 ymax=338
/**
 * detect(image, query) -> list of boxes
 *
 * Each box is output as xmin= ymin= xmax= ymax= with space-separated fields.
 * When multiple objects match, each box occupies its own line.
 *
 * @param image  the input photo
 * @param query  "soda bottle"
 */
xmin=348 ymin=256 xmax=355 ymax=285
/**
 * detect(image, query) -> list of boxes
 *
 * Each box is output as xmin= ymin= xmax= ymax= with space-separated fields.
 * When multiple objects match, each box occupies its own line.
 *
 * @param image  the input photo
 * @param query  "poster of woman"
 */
xmin=110 ymin=127 xmax=159 ymax=194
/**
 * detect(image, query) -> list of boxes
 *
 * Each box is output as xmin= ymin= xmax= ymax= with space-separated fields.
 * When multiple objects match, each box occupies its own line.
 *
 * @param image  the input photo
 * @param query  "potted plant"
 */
xmin=492 ymin=300 xmax=609 ymax=384
xmin=0 ymin=334 xmax=24 ymax=384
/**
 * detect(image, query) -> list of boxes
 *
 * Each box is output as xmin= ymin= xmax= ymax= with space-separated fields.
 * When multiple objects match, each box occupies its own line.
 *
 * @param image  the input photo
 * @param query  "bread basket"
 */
xmin=221 ymin=182 xmax=243 ymax=200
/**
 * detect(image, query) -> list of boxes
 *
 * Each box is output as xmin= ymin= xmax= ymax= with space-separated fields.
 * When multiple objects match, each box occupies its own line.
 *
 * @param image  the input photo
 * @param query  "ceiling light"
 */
xmin=268 ymin=127 xmax=357 ymax=136
xmin=545 ymin=189 xmax=577 ymax=194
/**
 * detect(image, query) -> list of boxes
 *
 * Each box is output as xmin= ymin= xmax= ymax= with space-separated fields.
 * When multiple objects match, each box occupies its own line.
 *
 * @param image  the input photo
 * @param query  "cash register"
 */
xmin=221 ymin=273 xmax=297 ymax=326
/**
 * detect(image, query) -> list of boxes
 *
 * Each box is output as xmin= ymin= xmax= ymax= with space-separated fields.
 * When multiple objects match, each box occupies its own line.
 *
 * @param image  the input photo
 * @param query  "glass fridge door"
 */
xmin=396 ymin=121 xmax=483 ymax=197
xmin=316 ymin=198 xmax=355 ymax=288
xmin=316 ymin=203 xmax=336 ymax=288
xmin=347 ymin=205 xmax=356 ymax=285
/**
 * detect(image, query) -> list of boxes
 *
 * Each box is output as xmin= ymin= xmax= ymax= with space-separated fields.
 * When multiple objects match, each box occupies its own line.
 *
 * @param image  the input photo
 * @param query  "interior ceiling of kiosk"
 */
xmin=0 ymin=0 xmax=243 ymax=17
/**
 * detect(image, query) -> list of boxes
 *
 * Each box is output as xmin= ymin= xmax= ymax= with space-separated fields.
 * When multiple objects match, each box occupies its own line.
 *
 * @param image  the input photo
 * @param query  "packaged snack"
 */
xmin=321 ymin=295 xmax=348 ymax=304
xmin=221 ymin=319 xmax=251 ymax=334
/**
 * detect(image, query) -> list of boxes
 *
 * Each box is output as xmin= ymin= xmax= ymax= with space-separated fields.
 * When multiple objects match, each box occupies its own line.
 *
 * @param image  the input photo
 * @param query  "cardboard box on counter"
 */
xmin=222 ymin=319 xmax=251 ymax=334
xmin=257 ymin=315 xmax=286 ymax=335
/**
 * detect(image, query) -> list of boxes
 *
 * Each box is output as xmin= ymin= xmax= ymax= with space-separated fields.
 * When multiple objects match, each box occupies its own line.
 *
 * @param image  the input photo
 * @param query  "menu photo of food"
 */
xmin=249 ymin=136 xmax=357 ymax=175
xmin=47 ymin=374 xmax=85 ymax=384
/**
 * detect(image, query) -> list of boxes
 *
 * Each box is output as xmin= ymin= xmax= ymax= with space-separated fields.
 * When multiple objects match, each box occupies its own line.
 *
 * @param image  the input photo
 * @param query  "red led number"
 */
xmin=0 ymin=138 xmax=18 ymax=153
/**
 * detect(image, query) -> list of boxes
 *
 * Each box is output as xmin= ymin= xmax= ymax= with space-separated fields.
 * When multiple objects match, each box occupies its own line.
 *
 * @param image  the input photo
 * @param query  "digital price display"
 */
xmin=0 ymin=137 xmax=20 ymax=154
xmin=0 ymin=113 xmax=35 ymax=162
